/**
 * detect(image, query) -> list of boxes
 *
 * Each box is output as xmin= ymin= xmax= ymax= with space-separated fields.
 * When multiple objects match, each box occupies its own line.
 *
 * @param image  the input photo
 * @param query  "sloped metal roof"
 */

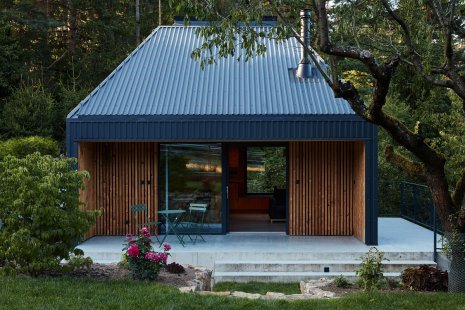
xmin=69 ymin=26 xmax=355 ymax=118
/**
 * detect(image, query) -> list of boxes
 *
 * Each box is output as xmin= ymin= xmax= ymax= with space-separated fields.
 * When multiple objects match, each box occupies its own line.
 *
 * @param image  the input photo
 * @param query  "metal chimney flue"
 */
xmin=296 ymin=9 xmax=313 ymax=79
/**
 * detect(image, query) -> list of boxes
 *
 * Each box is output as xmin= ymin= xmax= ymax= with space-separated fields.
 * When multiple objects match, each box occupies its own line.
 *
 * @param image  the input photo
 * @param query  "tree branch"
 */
xmin=384 ymin=145 xmax=425 ymax=176
xmin=379 ymin=0 xmax=456 ymax=89
xmin=270 ymin=4 xmax=334 ymax=87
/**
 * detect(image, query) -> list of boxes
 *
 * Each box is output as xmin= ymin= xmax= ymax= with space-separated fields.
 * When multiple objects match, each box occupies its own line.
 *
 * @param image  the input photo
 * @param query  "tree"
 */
xmin=172 ymin=0 xmax=465 ymax=291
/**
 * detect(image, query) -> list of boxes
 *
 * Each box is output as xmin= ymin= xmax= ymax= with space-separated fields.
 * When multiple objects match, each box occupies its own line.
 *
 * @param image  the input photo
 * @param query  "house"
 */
xmin=66 ymin=13 xmax=378 ymax=245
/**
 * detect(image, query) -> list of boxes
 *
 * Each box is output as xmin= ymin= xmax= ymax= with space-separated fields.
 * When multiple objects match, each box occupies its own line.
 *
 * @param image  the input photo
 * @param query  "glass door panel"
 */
xmin=159 ymin=143 xmax=222 ymax=233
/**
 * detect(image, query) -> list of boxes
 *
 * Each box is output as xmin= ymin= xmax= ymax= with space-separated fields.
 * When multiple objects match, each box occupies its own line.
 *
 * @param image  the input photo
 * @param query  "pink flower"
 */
xmin=140 ymin=226 xmax=150 ymax=237
xmin=126 ymin=233 xmax=132 ymax=239
xmin=159 ymin=253 xmax=168 ymax=264
xmin=163 ymin=243 xmax=171 ymax=252
xmin=127 ymin=245 xmax=140 ymax=257
xmin=145 ymin=251 xmax=160 ymax=262
xmin=129 ymin=239 xmax=135 ymax=244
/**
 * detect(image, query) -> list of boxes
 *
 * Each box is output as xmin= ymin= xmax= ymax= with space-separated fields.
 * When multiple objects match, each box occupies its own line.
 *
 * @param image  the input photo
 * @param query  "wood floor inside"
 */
xmin=229 ymin=213 xmax=286 ymax=232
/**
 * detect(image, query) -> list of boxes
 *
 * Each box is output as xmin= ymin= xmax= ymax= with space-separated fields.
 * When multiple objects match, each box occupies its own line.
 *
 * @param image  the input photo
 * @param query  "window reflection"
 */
xmin=159 ymin=144 xmax=222 ymax=233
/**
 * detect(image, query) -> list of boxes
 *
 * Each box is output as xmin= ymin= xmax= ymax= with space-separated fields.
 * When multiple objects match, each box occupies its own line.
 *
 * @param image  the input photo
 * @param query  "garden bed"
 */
xmin=38 ymin=263 xmax=197 ymax=288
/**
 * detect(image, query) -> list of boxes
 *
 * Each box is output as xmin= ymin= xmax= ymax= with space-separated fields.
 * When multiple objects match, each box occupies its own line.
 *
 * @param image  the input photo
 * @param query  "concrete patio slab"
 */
xmin=77 ymin=217 xmax=440 ymax=268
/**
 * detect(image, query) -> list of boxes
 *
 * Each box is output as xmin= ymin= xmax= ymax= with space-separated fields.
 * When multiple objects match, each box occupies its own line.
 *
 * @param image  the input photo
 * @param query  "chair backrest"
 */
xmin=131 ymin=203 xmax=146 ymax=213
xmin=188 ymin=203 xmax=207 ymax=223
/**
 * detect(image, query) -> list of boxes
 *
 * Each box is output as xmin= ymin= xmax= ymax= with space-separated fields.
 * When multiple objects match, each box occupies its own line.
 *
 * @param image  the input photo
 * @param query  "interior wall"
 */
xmin=288 ymin=141 xmax=365 ymax=240
xmin=78 ymin=142 xmax=158 ymax=236
xmin=228 ymin=145 xmax=270 ymax=213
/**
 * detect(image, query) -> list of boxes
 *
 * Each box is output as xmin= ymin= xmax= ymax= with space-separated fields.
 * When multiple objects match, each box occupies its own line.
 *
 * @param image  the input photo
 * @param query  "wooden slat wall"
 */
xmin=78 ymin=142 xmax=158 ymax=237
xmin=289 ymin=141 xmax=365 ymax=240
xmin=353 ymin=141 xmax=366 ymax=242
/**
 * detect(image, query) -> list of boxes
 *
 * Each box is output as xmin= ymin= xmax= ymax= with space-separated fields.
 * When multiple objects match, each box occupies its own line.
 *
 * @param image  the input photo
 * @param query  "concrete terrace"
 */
xmin=78 ymin=218 xmax=440 ymax=269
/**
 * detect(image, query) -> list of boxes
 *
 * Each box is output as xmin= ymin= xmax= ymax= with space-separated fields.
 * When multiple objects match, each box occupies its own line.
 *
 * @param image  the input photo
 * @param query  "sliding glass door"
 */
xmin=159 ymin=143 xmax=222 ymax=233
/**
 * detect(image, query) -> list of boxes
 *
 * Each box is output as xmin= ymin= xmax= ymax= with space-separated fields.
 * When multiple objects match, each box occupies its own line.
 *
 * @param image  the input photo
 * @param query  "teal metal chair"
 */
xmin=180 ymin=203 xmax=208 ymax=244
xmin=130 ymin=203 xmax=161 ymax=243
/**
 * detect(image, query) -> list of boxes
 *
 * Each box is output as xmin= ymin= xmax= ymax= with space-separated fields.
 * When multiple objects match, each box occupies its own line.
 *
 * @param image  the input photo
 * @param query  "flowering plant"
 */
xmin=122 ymin=227 xmax=170 ymax=280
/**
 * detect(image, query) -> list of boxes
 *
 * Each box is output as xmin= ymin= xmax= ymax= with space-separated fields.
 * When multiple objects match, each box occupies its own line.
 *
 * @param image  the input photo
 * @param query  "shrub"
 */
xmin=401 ymin=265 xmax=448 ymax=291
xmin=384 ymin=277 xmax=402 ymax=289
xmin=166 ymin=262 xmax=185 ymax=274
xmin=0 ymin=153 xmax=96 ymax=275
xmin=356 ymin=247 xmax=386 ymax=291
xmin=0 ymin=136 xmax=59 ymax=160
xmin=333 ymin=275 xmax=352 ymax=288
xmin=123 ymin=229 xmax=171 ymax=280
xmin=62 ymin=253 xmax=93 ymax=273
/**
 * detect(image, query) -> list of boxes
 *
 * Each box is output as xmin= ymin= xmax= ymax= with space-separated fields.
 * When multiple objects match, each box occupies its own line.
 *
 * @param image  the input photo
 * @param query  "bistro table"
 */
xmin=158 ymin=209 xmax=186 ymax=247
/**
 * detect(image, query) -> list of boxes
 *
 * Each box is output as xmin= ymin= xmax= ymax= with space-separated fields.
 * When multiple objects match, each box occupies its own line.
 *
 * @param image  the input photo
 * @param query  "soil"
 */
xmin=41 ymin=263 xmax=197 ymax=288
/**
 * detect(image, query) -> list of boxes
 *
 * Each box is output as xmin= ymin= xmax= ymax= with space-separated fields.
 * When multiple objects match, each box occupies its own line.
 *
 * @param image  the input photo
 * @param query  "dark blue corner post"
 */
xmin=66 ymin=120 xmax=79 ymax=168
xmin=365 ymin=126 xmax=378 ymax=245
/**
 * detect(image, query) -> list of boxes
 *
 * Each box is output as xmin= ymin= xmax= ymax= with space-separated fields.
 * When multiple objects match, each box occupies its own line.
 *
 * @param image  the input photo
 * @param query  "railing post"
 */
xmin=400 ymin=181 xmax=405 ymax=217
xmin=433 ymin=203 xmax=437 ymax=262
xmin=412 ymin=185 xmax=418 ymax=221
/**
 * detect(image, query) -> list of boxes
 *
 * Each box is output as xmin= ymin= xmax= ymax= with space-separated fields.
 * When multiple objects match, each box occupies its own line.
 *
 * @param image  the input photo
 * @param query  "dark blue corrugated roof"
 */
xmin=68 ymin=26 xmax=355 ymax=118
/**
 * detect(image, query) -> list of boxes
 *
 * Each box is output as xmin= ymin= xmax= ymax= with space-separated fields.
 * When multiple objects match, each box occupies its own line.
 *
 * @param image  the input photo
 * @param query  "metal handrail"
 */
xmin=379 ymin=179 xmax=442 ymax=262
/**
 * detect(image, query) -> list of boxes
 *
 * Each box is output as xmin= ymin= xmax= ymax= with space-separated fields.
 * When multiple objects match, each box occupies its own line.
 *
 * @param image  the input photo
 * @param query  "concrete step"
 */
xmin=214 ymin=260 xmax=436 ymax=273
xmin=80 ymin=248 xmax=435 ymax=266
xmin=213 ymin=271 xmax=402 ymax=283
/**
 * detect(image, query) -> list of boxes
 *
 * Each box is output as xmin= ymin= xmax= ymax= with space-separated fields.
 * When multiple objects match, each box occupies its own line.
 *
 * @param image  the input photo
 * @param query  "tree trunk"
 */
xmin=447 ymin=233 xmax=465 ymax=292
xmin=136 ymin=0 xmax=140 ymax=45
xmin=423 ymin=166 xmax=459 ymax=233
xmin=67 ymin=0 xmax=77 ymax=56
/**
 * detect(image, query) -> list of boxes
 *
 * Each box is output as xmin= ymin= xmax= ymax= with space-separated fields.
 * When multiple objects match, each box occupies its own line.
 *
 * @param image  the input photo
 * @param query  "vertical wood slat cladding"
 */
xmin=289 ymin=141 xmax=365 ymax=239
xmin=78 ymin=142 xmax=158 ymax=236
xmin=353 ymin=141 xmax=366 ymax=241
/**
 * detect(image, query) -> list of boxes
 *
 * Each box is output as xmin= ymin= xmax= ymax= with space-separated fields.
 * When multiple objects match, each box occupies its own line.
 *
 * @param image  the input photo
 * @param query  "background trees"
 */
xmin=0 ymin=1 xmax=176 ymax=147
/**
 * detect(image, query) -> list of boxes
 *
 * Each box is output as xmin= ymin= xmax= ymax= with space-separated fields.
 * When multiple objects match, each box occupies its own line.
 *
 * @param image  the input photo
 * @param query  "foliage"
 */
xmin=401 ymin=265 xmax=448 ymax=292
xmin=62 ymin=253 xmax=93 ymax=273
xmin=0 ymin=136 xmax=59 ymax=160
xmin=383 ymin=278 xmax=402 ymax=289
xmin=247 ymin=147 xmax=286 ymax=193
xmin=0 ymin=153 xmax=96 ymax=275
xmin=123 ymin=228 xmax=171 ymax=281
xmin=356 ymin=247 xmax=386 ymax=291
xmin=0 ymin=1 xmax=178 ymax=144
xmin=166 ymin=262 xmax=185 ymax=274
xmin=442 ymin=231 xmax=465 ymax=260
xmin=333 ymin=275 xmax=352 ymax=288
xmin=1 ymin=86 xmax=57 ymax=139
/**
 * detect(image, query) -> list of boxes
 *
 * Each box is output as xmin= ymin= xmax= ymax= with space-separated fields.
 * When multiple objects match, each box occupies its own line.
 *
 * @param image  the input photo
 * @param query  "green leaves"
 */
xmin=356 ymin=247 xmax=387 ymax=291
xmin=0 ymin=153 xmax=96 ymax=275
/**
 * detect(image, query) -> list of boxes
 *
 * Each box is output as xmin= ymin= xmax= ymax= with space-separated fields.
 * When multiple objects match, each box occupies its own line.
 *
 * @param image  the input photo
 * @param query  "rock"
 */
xmin=300 ymin=278 xmax=332 ymax=294
xmin=231 ymin=291 xmax=262 ymax=299
xmin=196 ymin=291 xmax=231 ymax=296
xmin=194 ymin=269 xmax=212 ymax=291
xmin=307 ymin=288 xmax=335 ymax=298
xmin=286 ymin=294 xmax=316 ymax=300
xmin=262 ymin=292 xmax=287 ymax=300
xmin=186 ymin=279 xmax=202 ymax=291
xmin=178 ymin=286 xmax=196 ymax=293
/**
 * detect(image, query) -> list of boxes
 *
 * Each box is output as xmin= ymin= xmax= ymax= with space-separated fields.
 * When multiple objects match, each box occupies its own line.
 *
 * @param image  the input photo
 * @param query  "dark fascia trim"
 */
xmin=68 ymin=114 xmax=364 ymax=123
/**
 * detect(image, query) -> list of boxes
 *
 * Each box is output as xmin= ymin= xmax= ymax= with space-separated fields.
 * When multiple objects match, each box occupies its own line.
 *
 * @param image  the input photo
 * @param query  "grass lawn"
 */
xmin=213 ymin=281 xmax=301 ymax=295
xmin=1 ymin=277 xmax=465 ymax=310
